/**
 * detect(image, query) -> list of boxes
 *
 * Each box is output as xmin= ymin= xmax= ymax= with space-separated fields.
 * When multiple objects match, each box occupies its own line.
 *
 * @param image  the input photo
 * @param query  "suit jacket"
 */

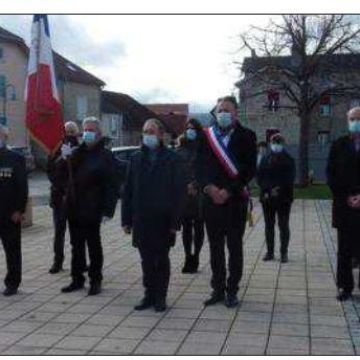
xmin=326 ymin=135 xmax=360 ymax=229
xmin=0 ymin=147 xmax=28 ymax=224
xmin=198 ymin=123 xmax=257 ymax=200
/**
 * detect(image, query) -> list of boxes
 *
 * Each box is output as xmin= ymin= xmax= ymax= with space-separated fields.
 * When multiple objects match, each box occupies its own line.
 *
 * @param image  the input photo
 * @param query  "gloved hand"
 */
xmin=102 ymin=216 xmax=112 ymax=224
xmin=61 ymin=144 xmax=73 ymax=159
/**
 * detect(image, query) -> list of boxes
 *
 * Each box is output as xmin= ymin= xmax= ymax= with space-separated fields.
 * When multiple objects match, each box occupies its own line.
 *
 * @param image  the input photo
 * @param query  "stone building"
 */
xmin=236 ymin=53 xmax=360 ymax=181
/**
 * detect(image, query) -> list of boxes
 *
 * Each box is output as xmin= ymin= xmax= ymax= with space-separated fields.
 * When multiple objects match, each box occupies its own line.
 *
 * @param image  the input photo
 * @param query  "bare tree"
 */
xmin=237 ymin=15 xmax=360 ymax=186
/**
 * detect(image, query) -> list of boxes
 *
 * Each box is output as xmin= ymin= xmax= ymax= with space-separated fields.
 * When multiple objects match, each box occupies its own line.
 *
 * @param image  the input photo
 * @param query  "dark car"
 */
xmin=111 ymin=146 xmax=139 ymax=198
xmin=9 ymin=146 xmax=36 ymax=174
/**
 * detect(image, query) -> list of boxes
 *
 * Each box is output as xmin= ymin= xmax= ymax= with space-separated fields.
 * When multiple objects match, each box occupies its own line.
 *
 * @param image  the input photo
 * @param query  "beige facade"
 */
xmin=0 ymin=42 xmax=28 ymax=147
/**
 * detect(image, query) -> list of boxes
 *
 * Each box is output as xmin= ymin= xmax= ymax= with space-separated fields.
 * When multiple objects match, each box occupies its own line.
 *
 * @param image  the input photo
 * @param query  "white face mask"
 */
xmin=216 ymin=112 xmax=232 ymax=129
xmin=270 ymin=144 xmax=284 ymax=153
xmin=348 ymin=120 xmax=360 ymax=134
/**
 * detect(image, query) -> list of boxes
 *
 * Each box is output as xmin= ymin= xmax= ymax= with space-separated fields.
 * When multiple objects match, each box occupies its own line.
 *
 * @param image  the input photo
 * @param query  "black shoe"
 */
xmin=203 ymin=292 xmax=225 ymax=306
xmin=154 ymin=298 xmax=167 ymax=312
xmin=263 ymin=253 xmax=274 ymax=261
xmin=61 ymin=282 xmax=84 ymax=293
xmin=134 ymin=297 xmax=154 ymax=311
xmin=336 ymin=290 xmax=352 ymax=302
xmin=189 ymin=255 xmax=199 ymax=273
xmin=88 ymin=283 xmax=101 ymax=296
xmin=49 ymin=263 xmax=63 ymax=274
xmin=182 ymin=256 xmax=192 ymax=274
xmin=225 ymin=294 xmax=239 ymax=308
xmin=281 ymin=254 xmax=289 ymax=263
xmin=3 ymin=287 xmax=18 ymax=296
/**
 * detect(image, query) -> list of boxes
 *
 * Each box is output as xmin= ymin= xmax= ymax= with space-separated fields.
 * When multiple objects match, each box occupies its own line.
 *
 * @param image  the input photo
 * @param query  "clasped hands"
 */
xmin=347 ymin=194 xmax=360 ymax=209
xmin=205 ymin=184 xmax=231 ymax=205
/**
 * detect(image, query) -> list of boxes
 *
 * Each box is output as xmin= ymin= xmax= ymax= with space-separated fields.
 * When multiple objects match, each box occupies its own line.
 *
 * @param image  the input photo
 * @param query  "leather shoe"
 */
xmin=203 ymin=292 xmax=225 ymax=306
xmin=49 ymin=263 xmax=63 ymax=274
xmin=88 ymin=283 xmax=101 ymax=296
xmin=61 ymin=282 xmax=84 ymax=293
xmin=3 ymin=287 xmax=18 ymax=296
xmin=154 ymin=298 xmax=167 ymax=312
xmin=263 ymin=253 xmax=274 ymax=261
xmin=281 ymin=254 xmax=289 ymax=263
xmin=225 ymin=294 xmax=239 ymax=308
xmin=336 ymin=290 xmax=352 ymax=302
xmin=134 ymin=297 xmax=154 ymax=311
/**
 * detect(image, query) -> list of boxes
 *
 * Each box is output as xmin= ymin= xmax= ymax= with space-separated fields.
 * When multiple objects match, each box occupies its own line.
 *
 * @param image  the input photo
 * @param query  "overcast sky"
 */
xmin=0 ymin=14 xmax=271 ymax=112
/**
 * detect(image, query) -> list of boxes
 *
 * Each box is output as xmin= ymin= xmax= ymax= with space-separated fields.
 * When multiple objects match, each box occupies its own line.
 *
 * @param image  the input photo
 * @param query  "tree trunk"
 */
xmin=298 ymin=111 xmax=311 ymax=187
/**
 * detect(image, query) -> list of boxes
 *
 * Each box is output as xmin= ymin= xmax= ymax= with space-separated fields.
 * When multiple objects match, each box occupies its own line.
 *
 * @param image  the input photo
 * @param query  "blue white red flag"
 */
xmin=204 ymin=126 xmax=239 ymax=179
xmin=25 ymin=14 xmax=64 ymax=155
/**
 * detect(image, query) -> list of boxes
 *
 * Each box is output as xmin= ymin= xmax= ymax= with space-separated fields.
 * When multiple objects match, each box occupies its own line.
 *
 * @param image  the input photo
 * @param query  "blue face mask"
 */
xmin=348 ymin=120 xmax=360 ymax=134
xmin=143 ymin=134 xmax=159 ymax=149
xmin=270 ymin=144 xmax=284 ymax=153
xmin=186 ymin=128 xmax=197 ymax=141
xmin=82 ymin=131 xmax=96 ymax=144
xmin=216 ymin=112 xmax=232 ymax=129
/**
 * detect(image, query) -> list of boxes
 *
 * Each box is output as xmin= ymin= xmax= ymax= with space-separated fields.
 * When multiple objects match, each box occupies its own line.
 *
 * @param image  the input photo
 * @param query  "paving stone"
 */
xmin=157 ymin=317 xmax=196 ymax=330
xmin=17 ymin=333 xmax=63 ymax=348
xmin=310 ymin=314 xmax=347 ymax=326
xmin=71 ymin=324 xmax=114 ymax=337
xmin=266 ymin=347 xmax=310 ymax=355
xmin=231 ymin=320 xmax=270 ymax=334
xmin=45 ymin=348 xmax=87 ymax=355
xmin=54 ymin=336 xmax=101 ymax=350
xmin=177 ymin=340 xmax=222 ymax=355
xmin=1 ymin=345 xmax=47 ymax=355
xmin=0 ymin=331 xmax=26 ymax=346
xmin=121 ymin=316 xmax=160 ymax=328
xmin=193 ymin=318 xmax=232 ymax=332
xmin=108 ymin=326 xmax=150 ymax=340
xmin=135 ymin=339 xmax=180 ymax=355
xmin=34 ymin=322 xmax=78 ymax=335
xmin=147 ymin=329 xmax=188 ymax=342
xmin=185 ymin=331 xmax=227 ymax=344
xmin=93 ymin=338 xmax=140 ymax=354
xmin=311 ymin=338 xmax=355 ymax=355
xmin=311 ymin=325 xmax=350 ymax=339
xmin=1 ymin=321 xmax=43 ymax=333
xmin=271 ymin=322 xmax=309 ymax=337
xmin=268 ymin=335 xmax=310 ymax=351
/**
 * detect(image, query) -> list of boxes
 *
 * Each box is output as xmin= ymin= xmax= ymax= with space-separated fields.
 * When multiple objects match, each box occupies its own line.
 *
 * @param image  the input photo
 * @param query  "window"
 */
xmin=0 ymin=48 xmax=3 ymax=60
xmin=0 ymin=75 xmax=5 ymax=98
xmin=0 ymin=115 xmax=6 ymax=126
xmin=111 ymin=115 xmax=117 ymax=134
xmin=319 ymin=95 xmax=331 ymax=117
xmin=317 ymin=131 xmax=330 ymax=146
xmin=76 ymin=95 xmax=87 ymax=120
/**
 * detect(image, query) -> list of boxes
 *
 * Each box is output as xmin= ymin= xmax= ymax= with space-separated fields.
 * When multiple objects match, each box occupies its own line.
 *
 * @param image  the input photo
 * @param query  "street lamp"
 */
xmin=0 ymin=83 xmax=16 ymax=126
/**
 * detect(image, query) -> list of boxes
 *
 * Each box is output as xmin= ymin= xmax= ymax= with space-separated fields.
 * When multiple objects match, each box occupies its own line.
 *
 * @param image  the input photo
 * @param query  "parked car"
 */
xmin=111 ymin=146 xmax=139 ymax=198
xmin=9 ymin=146 xmax=36 ymax=174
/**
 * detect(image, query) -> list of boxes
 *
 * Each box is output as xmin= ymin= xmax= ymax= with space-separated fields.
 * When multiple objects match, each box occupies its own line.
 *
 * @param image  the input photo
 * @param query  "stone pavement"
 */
xmin=0 ymin=199 xmax=359 ymax=355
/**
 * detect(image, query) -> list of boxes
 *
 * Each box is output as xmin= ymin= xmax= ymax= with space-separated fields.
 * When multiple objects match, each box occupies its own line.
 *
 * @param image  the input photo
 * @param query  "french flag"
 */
xmin=25 ymin=14 xmax=64 ymax=155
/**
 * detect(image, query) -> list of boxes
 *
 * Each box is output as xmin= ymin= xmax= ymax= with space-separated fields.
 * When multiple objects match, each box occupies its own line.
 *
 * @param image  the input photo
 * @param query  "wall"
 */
xmin=0 ymin=42 xmax=28 ymax=147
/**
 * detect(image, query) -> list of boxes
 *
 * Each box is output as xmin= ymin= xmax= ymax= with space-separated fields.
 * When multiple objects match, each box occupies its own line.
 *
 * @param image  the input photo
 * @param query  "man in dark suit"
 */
xmin=0 ymin=124 xmax=28 ymax=296
xmin=199 ymin=96 xmax=257 ymax=308
xmin=257 ymin=133 xmax=296 ymax=263
xmin=327 ymin=106 xmax=360 ymax=301
xmin=122 ymin=118 xmax=186 ymax=312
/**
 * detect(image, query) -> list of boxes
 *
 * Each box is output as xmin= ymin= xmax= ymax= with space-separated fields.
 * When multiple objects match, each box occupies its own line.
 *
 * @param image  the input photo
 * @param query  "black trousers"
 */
xmin=262 ymin=200 xmax=292 ymax=256
xmin=138 ymin=244 xmax=171 ymax=300
xmin=204 ymin=198 xmax=247 ymax=296
xmin=68 ymin=220 xmax=103 ymax=285
xmin=52 ymin=201 xmax=67 ymax=265
xmin=182 ymin=216 xmax=204 ymax=258
xmin=337 ymin=228 xmax=360 ymax=293
xmin=0 ymin=222 xmax=21 ymax=289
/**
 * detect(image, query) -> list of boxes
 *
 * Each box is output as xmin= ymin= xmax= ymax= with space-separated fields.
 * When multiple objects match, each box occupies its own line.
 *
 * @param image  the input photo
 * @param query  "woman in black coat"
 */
xmin=176 ymin=118 xmax=205 ymax=273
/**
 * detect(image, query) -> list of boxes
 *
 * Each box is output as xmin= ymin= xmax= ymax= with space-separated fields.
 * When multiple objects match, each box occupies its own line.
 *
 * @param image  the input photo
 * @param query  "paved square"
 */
xmin=0 ymin=182 xmax=359 ymax=354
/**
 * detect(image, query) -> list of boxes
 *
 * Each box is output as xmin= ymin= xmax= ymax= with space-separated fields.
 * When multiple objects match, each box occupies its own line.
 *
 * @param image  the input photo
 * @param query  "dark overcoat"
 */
xmin=121 ymin=145 xmax=186 ymax=249
xmin=326 ymin=135 xmax=360 ymax=229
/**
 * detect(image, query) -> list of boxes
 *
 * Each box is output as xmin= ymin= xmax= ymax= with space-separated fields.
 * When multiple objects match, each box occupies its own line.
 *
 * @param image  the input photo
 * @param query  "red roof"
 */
xmin=146 ymin=103 xmax=189 ymax=116
xmin=157 ymin=113 xmax=187 ymax=136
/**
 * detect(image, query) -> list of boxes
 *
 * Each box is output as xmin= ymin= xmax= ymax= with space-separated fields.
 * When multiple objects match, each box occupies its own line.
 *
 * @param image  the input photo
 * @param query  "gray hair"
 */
xmin=82 ymin=116 xmax=101 ymax=130
xmin=65 ymin=121 xmax=80 ymax=134
xmin=0 ymin=123 xmax=9 ymax=138
xmin=144 ymin=118 xmax=165 ymax=133
xmin=347 ymin=106 xmax=360 ymax=118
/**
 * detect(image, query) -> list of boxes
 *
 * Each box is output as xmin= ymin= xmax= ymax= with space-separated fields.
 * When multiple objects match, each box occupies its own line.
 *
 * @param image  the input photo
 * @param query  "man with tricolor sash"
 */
xmin=199 ymin=96 xmax=257 ymax=308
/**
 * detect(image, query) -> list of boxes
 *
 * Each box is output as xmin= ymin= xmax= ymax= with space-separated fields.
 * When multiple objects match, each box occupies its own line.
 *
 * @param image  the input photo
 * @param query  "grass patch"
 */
xmin=250 ymin=183 xmax=332 ymax=200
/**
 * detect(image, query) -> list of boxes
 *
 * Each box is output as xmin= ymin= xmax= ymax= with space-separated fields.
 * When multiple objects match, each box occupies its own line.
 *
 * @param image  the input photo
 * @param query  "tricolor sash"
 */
xmin=204 ymin=126 xmax=240 ymax=179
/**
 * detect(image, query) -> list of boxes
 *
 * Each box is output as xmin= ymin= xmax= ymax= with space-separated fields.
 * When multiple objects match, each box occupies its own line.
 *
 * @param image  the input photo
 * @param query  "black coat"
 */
xmin=326 ymin=135 xmax=360 ymax=229
xmin=176 ymin=140 xmax=203 ymax=218
xmin=198 ymin=123 xmax=257 ymax=199
xmin=121 ymin=145 xmax=186 ymax=248
xmin=63 ymin=139 xmax=118 ymax=225
xmin=0 ymin=148 xmax=28 ymax=224
xmin=257 ymin=150 xmax=296 ymax=204
xmin=47 ymin=137 xmax=79 ymax=207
